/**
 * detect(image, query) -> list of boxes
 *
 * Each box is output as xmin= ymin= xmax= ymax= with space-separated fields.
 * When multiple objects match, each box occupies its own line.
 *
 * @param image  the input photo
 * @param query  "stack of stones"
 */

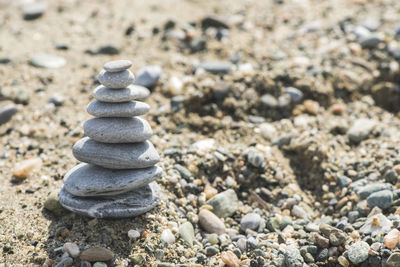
xmin=58 ymin=60 xmax=162 ymax=218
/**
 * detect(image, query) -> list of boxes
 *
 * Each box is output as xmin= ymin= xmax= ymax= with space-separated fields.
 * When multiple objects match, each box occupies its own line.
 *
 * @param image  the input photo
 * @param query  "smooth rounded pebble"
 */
xmin=0 ymin=104 xmax=18 ymax=125
xmin=79 ymin=247 xmax=114 ymax=261
xmin=83 ymin=117 xmax=152 ymax=143
xmin=347 ymin=241 xmax=370 ymax=263
xmin=97 ymin=69 xmax=134 ymax=89
xmin=93 ymin=85 xmax=150 ymax=102
xmin=59 ymin=182 xmax=161 ymax=218
xmin=103 ymin=60 xmax=132 ymax=73
xmin=198 ymin=209 xmax=226 ymax=234
xmin=63 ymin=242 xmax=80 ymax=258
xmin=87 ymin=100 xmax=150 ymax=117
xmin=240 ymin=213 xmax=261 ymax=231
xmin=30 ymin=53 xmax=66 ymax=68
xmin=64 ymin=163 xmax=162 ymax=197
xmin=72 ymin=137 xmax=159 ymax=169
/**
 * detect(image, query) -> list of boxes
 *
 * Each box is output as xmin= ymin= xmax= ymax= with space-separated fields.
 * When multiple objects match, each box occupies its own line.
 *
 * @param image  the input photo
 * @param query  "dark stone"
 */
xmin=201 ymin=16 xmax=229 ymax=29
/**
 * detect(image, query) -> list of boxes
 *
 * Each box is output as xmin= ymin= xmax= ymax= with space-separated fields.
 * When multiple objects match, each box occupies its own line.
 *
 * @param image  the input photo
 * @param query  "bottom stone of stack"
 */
xmin=58 ymin=182 xmax=161 ymax=218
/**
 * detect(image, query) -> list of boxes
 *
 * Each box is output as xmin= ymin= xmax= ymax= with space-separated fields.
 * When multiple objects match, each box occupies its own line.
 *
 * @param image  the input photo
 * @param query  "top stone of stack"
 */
xmin=98 ymin=60 xmax=135 ymax=88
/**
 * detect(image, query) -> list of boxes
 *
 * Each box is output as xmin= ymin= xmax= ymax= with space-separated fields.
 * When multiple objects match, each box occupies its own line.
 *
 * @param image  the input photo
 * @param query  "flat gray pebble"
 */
xmin=103 ymin=60 xmax=132 ymax=72
xmin=30 ymin=53 xmax=66 ymax=68
xmin=135 ymin=65 xmax=162 ymax=89
xmin=93 ymin=85 xmax=150 ymax=102
xmin=0 ymin=104 xmax=18 ymax=125
xmin=98 ymin=69 xmax=134 ymax=89
xmin=207 ymin=189 xmax=239 ymax=218
xmin=367 ymin=190 xmax=393 ymax=209
xmin=240 ymin=213 xmax=261 ymax=231
xmin=83 ymin=117 xmax=152 ymax=143
xmin=72 ymin=137 xmax=159 ymax=169
xmin=23 ymin=2 xmax=47 ymax=20
xmin=64 ymin=163 xmax=162 ymax=197
xmin=59 ymin=182 xmax=161 ymax=218
xmin=87 ymin=100 xmax=149 ymax=117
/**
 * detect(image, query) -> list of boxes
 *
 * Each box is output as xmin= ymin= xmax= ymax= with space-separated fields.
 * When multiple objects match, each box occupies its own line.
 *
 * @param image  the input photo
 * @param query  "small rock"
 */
xmin=128 ymin=229 xmax=140 ymax=241
xmin=246 ymin=148 xmax=264 ymax=167
xmin=291 ymin=205 xmax=308 ymax=219
xmin=0 ymin=104 xmax=18 ymax=125
xmin=135 ymin=65 xmax=162 ymax=90
xmin=220 ymin=251 xmax=240 ymax=267
xmin=97 ymin=69 xmax=134 ymax=89
xmin=201 ymin=16 xmax=229 ymax=29
xmin=13 ymin=157 xmax=43 ymax=179
xmin=63 ymin=242 xmax=80 ymax=258
xmin=103 ymin=60 xmax=132 ymax=73
xmin=357 ymin=183 xmax=393 ymax=199
xmin=196 ymin=61 xmax=233 ymax=74
xmin=347 ymin=241 xmax=370 ymax=264
xmin=285 ymin=245 xmax=304 ymax=267
xmin=93 ymin=263 xmax=107 ymax=267
xmin=30 ymin=53 xmax=66 ymax=69
xmin=207 ymin=189 xmax=239 ymax=218
xmin=260 ymin=94 xmax=278 ymax=108
xmin=259 ymin=123 xmax=277 ymax=140
xmin=80 ymin=247 xmax=114 ymax=262
xmin=284 ymin=87 xmax=303 ymax=103
xmin=367 ymin=190 xmax=393 ymax=209
xmin=179 ymin=222 xmax=195 ymax=247
xmin=384 ymin=229 xmax=400 ymax=249
xmin=198 ymin=209 xmax=226 ymax=234
xmin=240 ymin=213 xmax=261 ymax=232
xmin=348 ymin=118 xmax=376 ymax=143
xmin=49 ymin=94 xmax=65 ymax=106
xmin=360 ymin=213 xmax=392 ymax=236
xmin=161 ymin=229 xmax=175 ymax=244
xmin=167 ymin=76 xmax=183 ymax=96
xmin=387 ymin=252 xmax=400 ymax=267
xmin=23 ymin=2 xmax=47 ymax=20
xmin=86 ymin=45 xmax=120 ymax=55
xmin=44 ymin=192 xmax=66 ymax=216
xmin=360 ymin=34 xmax=382 ymax=49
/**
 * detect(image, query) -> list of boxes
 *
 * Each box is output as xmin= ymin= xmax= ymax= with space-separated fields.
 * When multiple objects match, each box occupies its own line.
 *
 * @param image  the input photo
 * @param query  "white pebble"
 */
xmin=128 ymin=229 xmax=140 ymax=241
xmin=167 ymin=76 xmax=183 ymax=96
xmin=63 ymin=242 xmax=80 ymax=258
xmin=161 ymin=229 xmax=175 ymax=244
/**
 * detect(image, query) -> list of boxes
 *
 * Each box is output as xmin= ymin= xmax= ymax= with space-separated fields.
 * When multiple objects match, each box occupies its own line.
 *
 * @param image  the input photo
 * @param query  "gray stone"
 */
xmin=58 ymin=182 xmax=161 ymax=218
xmin=87 ymin=100 xmax=149 ymax=117
xmin=64 ymin=163 xmax=162 ymax=197
xmin=284 ymin=87 xmax=303 ymax=103
xmin=135 ymin=65 xmax=162 ymax=89
xmin=247 ymin=148 xmax=265 ymax=167
xmin=72 ymin=137 xmax=159 ymax=169
xmin=30 ymin=53 xmax=66 ymax=68
xmin=240 ymin=213 xmax=261 ymax=231
xmin=93 ymin=85 xmax=150 ymax=102
xmin=179 ymin=222 xmax=195 ymax=247
xmin=23 ymin=2 xmax=47 ymax=20
xmin=347 ymin=241 xmax=370 ymax=264
xmin=387 ymin=252 xmax=400 ymax=267
xmin=197 ymin=61 xmax=232 ymax=74
xmin=0 ymin=104 xmax=17 ymax=125
xmin=357 ymin=183 xmax=393 ymax=199
xmin=86 ymin=45 xmax=120 ymax=55
xmin=207 ymin=189 xmax=239 ymax=218
xmin=97 ymin=69 xmax=134 ymax=89
xmin=284 ymin=246 xmax=304 ymax=267
xmin=261 ymin=94 xmax=278 ymax=108
xmin=367 ymin=190 xmax=393 ymax=209
xmin=360 ymin=34 xmax=382 ymax=49
xmin=198 ymin=209 xmax=226 ymax=234
xmin=49 ymin=93 xmax=65 ymax=106
xmin=83 ymin=117 xmax=152 ymax=143
xmin=348 ymin=118 xmax=376 ymax=143
xmin=104 ymin=60 xmax=132 ymax=73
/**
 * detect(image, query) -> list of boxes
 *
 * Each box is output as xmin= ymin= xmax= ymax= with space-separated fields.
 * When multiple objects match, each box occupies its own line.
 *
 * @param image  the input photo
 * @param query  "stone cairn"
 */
xmin=58 ymin=60 xmax=162 ymax=218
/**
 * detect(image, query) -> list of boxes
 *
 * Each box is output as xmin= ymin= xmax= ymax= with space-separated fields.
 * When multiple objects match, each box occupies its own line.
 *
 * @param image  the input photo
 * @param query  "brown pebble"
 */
xmin=198 ymin=209 xmax=226 ymax=234
xmin=331 ymin=103 xmax=345 ymax=115
xmin=314 ymin=233 xmax=329 ymax=248
xmin=221 ymin=251 xmax=240 ymax=267
xmin=80 ymin=247 xmax=114 ymax=262
xmin=13 ymin=157 xmax=43 ymax=179
xmin=204 ymin=184 xmax=218 ymax=199
xmin=303 ymin=100 xmax=320 ymax=115
xmin=384 ymin=229 xmax=400 ymax=249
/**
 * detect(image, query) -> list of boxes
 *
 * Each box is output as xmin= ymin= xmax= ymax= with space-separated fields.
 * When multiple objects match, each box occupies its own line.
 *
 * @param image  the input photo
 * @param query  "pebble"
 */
xmin=357 ymin=183 xmax=393 ymax=199
xmin=198 ymin=209 xmax=226 ymax=234
xmin=80 ymin=247 xmax=114 ymax=262
xmin=240 ymin=213 xmax=261 ymax=232
xmin=207 ymin=189 xmax=239 ymax=218
xmin=103 ymin=60 xmax=132 ymax=73
xmin=161 ymin=229 xmax=175 ymax=244
xmin=384 ymin=229 xmax=400 ymax=249
xmin=128 ymin=229 xmax=140 ymax=241
xmin=64 ymin=164 xmax=162 ymax=196
xmin=387 ymin=252 xmax=400 ymax=267
xmin=348 ymin=118 xmax=376 ymax=142
xmin=86 ymin=45 xmax=120 ymax=55
xmin=49 ymin=94 xmax=65 ymax=106
xmin=93 ymin=263 xmax=107 ymax=267
xmin=87 ymin=100 xmax=150 ymax=117
xmin=246 ymin=148 xmax=264 ymax=167
xmin=367 ymin=190 xmax=393 ymax=209
xmin=220 ymin=251 xmax=240 ymax=267
xmin=360 ymin=214 xmax=392 ymax=235
xmin=13 ymin=157 xmax=43 ymax=179
xmin=135 ymin=65 xmax=162 ymax=89
xmin=360 ymin=34 xmax=382 ymax=49
xmin=201 ymin=16 xmax=229 ymax=29
xmin=23 ymin=2 xmax=47 ymax=20
xmin=291 ymin=205 xmax=308 ymax=219
xmin=97 ymin=70 xmax=134 ymax=89
xmin=347 ymin=241 xmax=370 ymax=264
xmin=44 ymin=192 xmax=66 ymax=216
xmin=58 ymin=182 xmax=161 ymax=218
xmin=93 ymin=85 xmax=150 ymax=102
xmin=196 ymin=61 xmax=233 ymax=74
xmin=73 ymin=138 xmax=159 ymax=169
xmin=167 ymin=76 xmax=183 ymax=95
xmin=284 ymin=87 xmax=304 ymax=103
xmin=83 ymin=117 xmax=152 ymax=143
xmin=63 ymin=242 xmax=80 ymax=258
xmin=260 ymin=94 xmax=278 ymax=108
xmin=284 ymin=245 xmax=304 ymax=267
xmin=30 ymin=53 xmax=66 ymax=68
xmin=179 ymin=222 xmax=195 ymax=247
xmin=0 ymin=104 xmax=18 ymax=125
xmin=259 ymin=122 xmax=277 ymax=140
